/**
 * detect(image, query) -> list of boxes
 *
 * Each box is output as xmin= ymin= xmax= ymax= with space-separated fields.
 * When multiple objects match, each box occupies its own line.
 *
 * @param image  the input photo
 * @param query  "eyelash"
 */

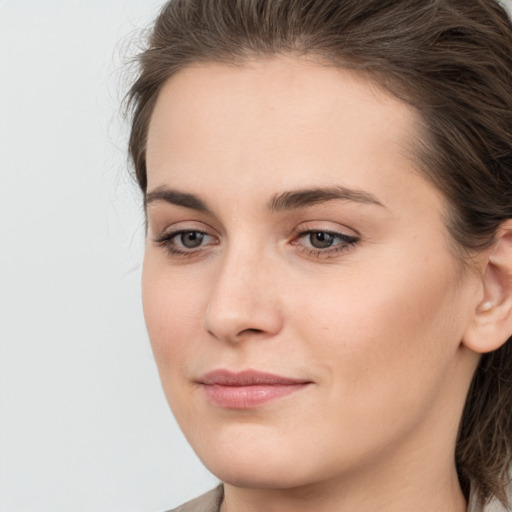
xmin=154 ymin=228 xmax=359 ymax=260
xmin=293 ymin=229 xmax=359 ymax=259
xmin=154 ymin=229 xmax=215 ymax=258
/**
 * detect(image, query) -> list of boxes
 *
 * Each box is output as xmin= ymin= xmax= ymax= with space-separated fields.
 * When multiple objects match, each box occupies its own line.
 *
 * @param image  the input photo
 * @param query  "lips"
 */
xmin=197 ymin=369 xmax=312 ymax=409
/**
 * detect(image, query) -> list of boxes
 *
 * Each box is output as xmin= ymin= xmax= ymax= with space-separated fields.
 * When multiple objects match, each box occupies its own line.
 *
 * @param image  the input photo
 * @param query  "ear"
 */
xmin=462 ymin=220 xmax=512 ymax=354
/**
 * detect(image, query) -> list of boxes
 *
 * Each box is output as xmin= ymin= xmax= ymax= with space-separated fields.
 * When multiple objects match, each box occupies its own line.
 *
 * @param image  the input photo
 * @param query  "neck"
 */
xmin=222 ymin=463 xmax=466 ymax=512
xmin=221 ymin=419 xmax=468 ymax=512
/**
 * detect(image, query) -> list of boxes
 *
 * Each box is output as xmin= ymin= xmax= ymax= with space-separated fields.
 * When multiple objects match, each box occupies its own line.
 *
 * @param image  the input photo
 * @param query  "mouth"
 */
xmin=197 ymin=369 xmax=313 ymax=409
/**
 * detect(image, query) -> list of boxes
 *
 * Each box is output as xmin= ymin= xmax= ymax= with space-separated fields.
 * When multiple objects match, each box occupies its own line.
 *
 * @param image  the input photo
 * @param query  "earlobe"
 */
xmin=462 ymin=220 xmax=512 ymax=354
xmin=476 ymin=301 xmax=494 ymax=313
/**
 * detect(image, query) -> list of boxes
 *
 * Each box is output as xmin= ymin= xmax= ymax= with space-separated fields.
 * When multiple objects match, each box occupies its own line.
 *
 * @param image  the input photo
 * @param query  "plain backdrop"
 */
xmin=1 ymin=1 xmax=511 ymax=512
xmin=0 ymin=1 xmax=217 ymax=511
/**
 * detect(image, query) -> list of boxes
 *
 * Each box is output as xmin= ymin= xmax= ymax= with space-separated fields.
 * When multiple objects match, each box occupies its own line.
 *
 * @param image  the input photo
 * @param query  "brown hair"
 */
xmin=126 ymin=0 xmax=512 ymax=505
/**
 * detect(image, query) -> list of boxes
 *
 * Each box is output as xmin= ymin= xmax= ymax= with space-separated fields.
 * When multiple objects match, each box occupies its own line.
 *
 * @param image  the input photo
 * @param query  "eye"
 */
xmin=154 ymin=228 xmax=218 ymax=256
xmin=293 ymin=229 xmax=359 ymax=258
xmin=306 ymin=231 xmax=338 ymax=249
xmin=178 ymin=231 xmax=206 ymax=249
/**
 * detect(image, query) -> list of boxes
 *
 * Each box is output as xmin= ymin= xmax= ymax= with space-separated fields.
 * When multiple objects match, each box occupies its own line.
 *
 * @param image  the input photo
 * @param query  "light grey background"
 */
xmin=0 ymin=1 xmax=217 ymax=511
xmin=1 ymin=1 xmax=511 ymax=511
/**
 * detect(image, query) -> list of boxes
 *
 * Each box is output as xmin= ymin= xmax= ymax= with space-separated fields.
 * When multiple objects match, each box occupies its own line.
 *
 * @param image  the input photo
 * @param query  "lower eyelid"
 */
xmin=297 ymin=241 xmax=357 ymax=259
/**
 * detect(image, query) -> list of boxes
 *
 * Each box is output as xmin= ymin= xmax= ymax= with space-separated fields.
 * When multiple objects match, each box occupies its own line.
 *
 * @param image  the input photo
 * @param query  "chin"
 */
xmin=193 ymin=431 xmax=317 ymax=490
xmin=206 ymin=459 xmax=311 ymax=490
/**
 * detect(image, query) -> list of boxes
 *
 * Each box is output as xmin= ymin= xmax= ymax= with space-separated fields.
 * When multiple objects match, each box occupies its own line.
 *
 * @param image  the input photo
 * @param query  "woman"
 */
xmin=126 ymin=1 xmax=512 ymax=511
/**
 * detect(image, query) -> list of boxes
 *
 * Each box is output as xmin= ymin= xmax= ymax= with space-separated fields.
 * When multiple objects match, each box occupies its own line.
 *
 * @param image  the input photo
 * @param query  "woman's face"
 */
xmin=143 ymin=57 xmax=481 ymax=489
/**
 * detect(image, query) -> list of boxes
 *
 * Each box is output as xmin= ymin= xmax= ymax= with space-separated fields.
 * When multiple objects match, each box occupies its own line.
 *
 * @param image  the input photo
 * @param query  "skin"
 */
xmin=142 ymin=56 xmax=487 ymax=512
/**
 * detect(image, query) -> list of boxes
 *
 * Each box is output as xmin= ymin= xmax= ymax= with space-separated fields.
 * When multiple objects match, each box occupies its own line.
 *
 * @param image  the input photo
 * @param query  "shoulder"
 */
xmin=467 ymin=485 xmax=512 ymax=512
xmin=479 ymin=499 xmax=511 ymax=512
xmin=164 ymin=482 xmax=512 ymax=512
xmin=165 ymin=485 xmax=224 ymax=512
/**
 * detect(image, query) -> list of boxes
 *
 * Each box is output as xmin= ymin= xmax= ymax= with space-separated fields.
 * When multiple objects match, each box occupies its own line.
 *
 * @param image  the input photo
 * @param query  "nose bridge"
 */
xmin=204 ymin=238 xmax=282 ymax=342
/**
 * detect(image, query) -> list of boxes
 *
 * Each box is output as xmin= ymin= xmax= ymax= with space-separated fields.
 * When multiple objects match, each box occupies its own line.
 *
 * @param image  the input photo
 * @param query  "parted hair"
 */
xmin=126 ymin=0 xmax=512 ymax=505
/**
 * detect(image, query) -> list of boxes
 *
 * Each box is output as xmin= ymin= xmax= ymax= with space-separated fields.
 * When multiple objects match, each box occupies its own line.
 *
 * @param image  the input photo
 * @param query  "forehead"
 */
xmin=148 ymin=57 xmax=416 ymax=149
xmin=146 ymin=56 xmax=429 ymax=209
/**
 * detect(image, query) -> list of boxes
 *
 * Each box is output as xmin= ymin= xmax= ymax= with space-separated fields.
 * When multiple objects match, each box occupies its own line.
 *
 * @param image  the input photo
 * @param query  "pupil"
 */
xmin=181 ymin=231 xmax=204 ymax=248
xmin=310 ymin=232 xmax=334 ymax=249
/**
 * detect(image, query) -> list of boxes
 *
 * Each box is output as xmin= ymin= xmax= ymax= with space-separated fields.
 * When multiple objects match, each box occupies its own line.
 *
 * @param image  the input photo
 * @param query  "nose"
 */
xmin=204 ymin=248 xmax=284 ymax=343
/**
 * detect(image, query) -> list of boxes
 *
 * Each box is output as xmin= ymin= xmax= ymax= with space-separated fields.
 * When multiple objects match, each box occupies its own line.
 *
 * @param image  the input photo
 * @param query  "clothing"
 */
xmin=167 ymin=485 xmax=223 ymax=512
xmin=167 ymin=484 xmax=511 ymax=512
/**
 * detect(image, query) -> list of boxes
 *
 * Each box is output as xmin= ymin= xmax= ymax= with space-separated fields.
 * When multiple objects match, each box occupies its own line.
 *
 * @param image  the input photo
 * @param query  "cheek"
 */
xmin=293 ymin=250 xmax=465 ymax=418
xmin=141 ymin=256 xmax=205 ymax=379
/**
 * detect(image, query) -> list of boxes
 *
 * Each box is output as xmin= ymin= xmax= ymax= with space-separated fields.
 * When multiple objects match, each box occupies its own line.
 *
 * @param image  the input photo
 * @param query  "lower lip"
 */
xmin=201 ymin=383 xmax=310 ymax=409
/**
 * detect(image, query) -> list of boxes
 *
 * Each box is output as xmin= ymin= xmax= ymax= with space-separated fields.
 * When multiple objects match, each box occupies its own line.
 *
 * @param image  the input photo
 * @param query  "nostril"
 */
xmin=206 ymin=327 xmax=265 ymax=343
xmin=238 ymin=328 xmax=264 ymax=336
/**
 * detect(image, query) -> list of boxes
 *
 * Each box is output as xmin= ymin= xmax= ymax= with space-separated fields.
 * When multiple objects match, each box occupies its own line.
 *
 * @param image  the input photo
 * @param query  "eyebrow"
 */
xmin=268 ymin=186 xmax=385 ymax=212
xmin=145 ymin=186 xmax=210 ymax=212
xmin=144 ymin=185 xmax=385 ymax=213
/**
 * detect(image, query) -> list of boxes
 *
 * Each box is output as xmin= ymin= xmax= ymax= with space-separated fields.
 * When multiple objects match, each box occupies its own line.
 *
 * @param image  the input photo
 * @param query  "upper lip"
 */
xmin=198 ymin=369 xmax=312 ymax=386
